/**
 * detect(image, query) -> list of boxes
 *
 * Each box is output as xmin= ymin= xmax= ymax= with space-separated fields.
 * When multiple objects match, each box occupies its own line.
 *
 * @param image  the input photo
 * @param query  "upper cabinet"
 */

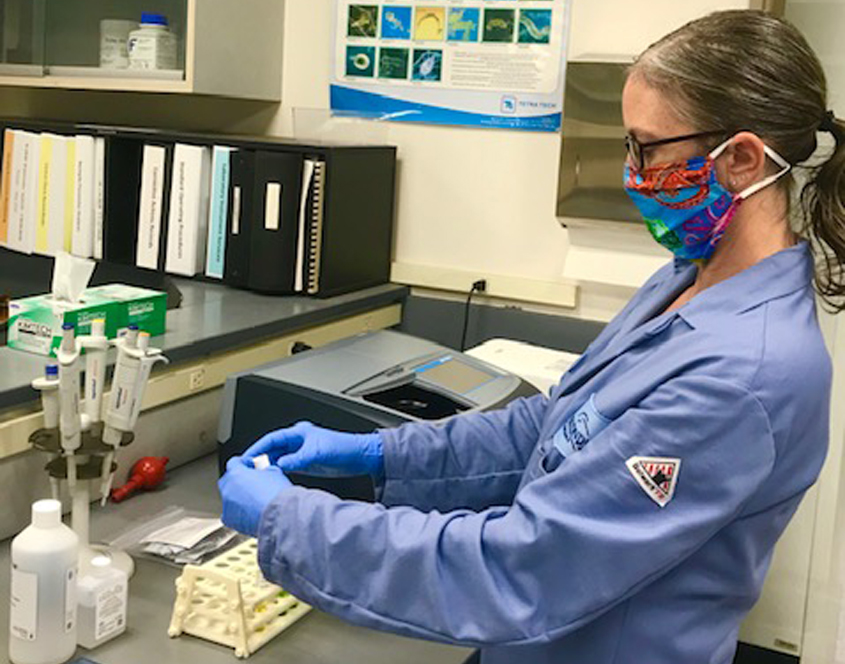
xmin=0 ymin=0 xmax=284 ymax=100
xmin=567 ymin=0 xmax=767 ymax=62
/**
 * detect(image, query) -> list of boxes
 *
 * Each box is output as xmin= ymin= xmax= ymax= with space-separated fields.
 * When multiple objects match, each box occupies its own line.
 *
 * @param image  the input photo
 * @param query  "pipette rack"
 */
xmin=29 ymin=425 xmax=134 ymax=481
xmin=168 ymin=538 xmax=311 ymax=658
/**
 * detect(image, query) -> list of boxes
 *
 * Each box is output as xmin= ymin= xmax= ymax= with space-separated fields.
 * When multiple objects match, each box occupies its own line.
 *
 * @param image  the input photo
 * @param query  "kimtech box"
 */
xmin=7 ymin=284 xmax=166 ymax=356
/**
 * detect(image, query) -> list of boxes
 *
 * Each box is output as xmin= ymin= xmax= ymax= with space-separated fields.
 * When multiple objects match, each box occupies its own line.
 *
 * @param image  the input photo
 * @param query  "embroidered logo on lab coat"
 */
xmin=552 ymin=394 xmax=612 ymax=460
xmin=626 ymin=457 xmax=681 ymax=508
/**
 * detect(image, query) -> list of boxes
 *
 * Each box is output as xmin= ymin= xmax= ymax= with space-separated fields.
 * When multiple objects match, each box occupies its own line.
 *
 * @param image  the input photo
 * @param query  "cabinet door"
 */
xmin=0 ymin=0 xmax=46 ymax=75
xmin=44 ymin=0 xmax=186 ymax=78
xmin=568 ymin=0 xmax=753 ymax=61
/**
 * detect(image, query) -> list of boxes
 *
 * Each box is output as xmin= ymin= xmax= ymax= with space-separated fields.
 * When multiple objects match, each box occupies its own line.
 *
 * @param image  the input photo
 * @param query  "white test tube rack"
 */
xmin=168 ymin=538 xmax=311 ymax=658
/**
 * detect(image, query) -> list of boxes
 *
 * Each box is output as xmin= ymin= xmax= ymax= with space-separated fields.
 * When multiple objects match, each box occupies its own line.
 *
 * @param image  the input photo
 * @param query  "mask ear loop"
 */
xmin=737 ymin=146 xmax=791 ymax=200
xmin=708 ymin=137 xmax=792 ymax=200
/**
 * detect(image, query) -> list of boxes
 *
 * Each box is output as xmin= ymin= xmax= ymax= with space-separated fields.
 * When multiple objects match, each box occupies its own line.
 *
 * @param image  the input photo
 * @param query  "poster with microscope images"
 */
xmin=331 ymin=0 xmax=571 ymax=131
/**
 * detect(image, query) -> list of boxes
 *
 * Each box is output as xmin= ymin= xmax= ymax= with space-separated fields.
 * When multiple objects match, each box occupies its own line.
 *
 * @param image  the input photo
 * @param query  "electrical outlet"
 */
xmin=189 ymin=368 xmax=205 ymax=392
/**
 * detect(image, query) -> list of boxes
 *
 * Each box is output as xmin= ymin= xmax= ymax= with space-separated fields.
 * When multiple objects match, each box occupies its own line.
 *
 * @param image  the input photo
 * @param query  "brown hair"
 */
xmin=631 ymin=9 xmax=845 ymax=312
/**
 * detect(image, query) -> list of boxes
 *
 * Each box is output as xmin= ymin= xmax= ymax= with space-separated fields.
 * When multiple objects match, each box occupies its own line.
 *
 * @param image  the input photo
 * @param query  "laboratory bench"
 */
xmin=0 ymin=453 xmax=472 ymax=664
xmin=0 ymin=277 xmax=408 ymax=458
xmin=0 ymin=277 xmax=409 ymax=411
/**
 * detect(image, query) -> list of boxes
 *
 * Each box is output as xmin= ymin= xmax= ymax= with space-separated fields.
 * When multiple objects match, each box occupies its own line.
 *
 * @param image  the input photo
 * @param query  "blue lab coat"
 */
xmin=257 ymin=242 xmax=831 ymax=664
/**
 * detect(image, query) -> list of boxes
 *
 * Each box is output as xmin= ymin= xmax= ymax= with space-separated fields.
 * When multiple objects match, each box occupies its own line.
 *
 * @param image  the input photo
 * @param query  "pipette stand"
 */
xmin=29 ymin=424 xmax=136 ymax=577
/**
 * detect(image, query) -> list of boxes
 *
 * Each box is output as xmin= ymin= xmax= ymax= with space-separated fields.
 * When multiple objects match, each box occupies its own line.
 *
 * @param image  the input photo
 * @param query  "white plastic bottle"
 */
xmin=127 ymin=13 xmax=178 ymax=71
xmin=99 ymin=19 xmax=137 ymax=69
xmin=77 ymin=556 xmax=128 ymax=649
xmin=9 ymin=500 xmax=79 ymax=664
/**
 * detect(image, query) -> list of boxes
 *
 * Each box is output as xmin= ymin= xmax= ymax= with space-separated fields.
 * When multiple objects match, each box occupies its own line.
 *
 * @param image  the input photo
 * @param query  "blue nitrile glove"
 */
xmin=243 ymin=421 xmax=384 ymax=478
xmin=219 ymin=456 xmax=293 ymax=537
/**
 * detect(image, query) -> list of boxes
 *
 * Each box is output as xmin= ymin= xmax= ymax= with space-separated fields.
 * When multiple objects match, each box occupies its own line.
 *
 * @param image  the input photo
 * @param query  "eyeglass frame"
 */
xmin=625 ymin=130 xmax=728 ymax=171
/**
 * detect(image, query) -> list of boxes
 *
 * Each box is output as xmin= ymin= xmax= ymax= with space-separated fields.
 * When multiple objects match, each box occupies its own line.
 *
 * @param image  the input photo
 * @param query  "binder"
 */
xmin=0 ymin=129 xmax=14 ymax=246
xmin=93 ymin=136 xmax=106 ymax=260
xmin=246 ymin=150 xmax=303 ymax=294
xmin=205 ymin=146 xmax=234 ymax=279
xmin=12 ymin=130 xmax=40 ymax=256
xmin=35 ymin=133 xmax=70 ymax=256
xmin=304 ymin=148 xmax=396 ymax=298
xmin=63 ymin=137 xmax=76 ymax=252
xmin=71 ymin=135 xmax=96 ymax=259
xmin=164 ymin=143 xmax=211 ymax=277
xmin=136 ymin=144 xmax=169 ymax=270
xmin=103 ymin=137 xmax=143 ymax=265
xmin=301 ymin=157 xmax=327 ymax=295
xmin=224 ymin=150 xmax=255 ymax=288
xmin=6 ymin=130 xmax=29 ymax=254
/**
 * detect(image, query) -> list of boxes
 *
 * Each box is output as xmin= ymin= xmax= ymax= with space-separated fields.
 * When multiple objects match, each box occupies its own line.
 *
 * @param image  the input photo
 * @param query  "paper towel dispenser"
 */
xmin=557 ymin=61 xmax=639 ymax=224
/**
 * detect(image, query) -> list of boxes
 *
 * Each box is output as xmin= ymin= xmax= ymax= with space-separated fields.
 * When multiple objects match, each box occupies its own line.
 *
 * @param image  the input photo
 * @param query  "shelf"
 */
xmin=0 ymin=74 xmax=192 ymax=94
xmin=47 ymin=66 xmax=185 ymax=81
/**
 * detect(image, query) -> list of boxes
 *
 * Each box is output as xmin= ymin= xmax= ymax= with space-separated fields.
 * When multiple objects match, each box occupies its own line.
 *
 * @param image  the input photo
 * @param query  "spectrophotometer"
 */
xmin=217 ymin=330 xmax=538 ymax=500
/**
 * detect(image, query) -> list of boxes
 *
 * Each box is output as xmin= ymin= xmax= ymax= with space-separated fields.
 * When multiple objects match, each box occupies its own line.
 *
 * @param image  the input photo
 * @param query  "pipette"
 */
xmin=79 ymin=318 xmax=109 ymax=428
xmin=56 ymin=323 xmax=82 ymax=493
xmin=31 ymin=364 xmax=60 ymax=499
xmin=100 ymin=328 xmax=168 ymax=504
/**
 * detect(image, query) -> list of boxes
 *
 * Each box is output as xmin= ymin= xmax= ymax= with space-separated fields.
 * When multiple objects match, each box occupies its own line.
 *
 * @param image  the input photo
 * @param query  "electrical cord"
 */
xmin=460 ymin=280 xmax=487 ymax=352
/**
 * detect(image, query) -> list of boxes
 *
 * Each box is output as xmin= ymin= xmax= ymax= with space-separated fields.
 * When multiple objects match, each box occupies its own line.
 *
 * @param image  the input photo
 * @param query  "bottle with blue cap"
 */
xmin=128 ymin=12 xmax=178 ymax=71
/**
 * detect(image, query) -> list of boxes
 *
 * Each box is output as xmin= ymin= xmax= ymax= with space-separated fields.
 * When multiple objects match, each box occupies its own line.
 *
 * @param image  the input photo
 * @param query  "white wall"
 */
xmin=0 ymin=0 xmax=756 ymax=322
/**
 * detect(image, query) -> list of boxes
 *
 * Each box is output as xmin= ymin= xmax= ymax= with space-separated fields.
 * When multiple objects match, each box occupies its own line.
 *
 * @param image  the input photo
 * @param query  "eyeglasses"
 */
xmin=625 ymin=130 xmax=727 ymax=171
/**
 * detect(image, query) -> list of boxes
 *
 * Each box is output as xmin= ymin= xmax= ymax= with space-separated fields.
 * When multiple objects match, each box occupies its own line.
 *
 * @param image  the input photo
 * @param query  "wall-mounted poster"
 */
xmin=331 ymin=1 xmax=571 ymax=132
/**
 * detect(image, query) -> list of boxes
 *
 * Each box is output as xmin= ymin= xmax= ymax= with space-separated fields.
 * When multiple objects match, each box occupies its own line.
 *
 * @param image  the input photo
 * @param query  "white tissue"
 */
xmin=51 ymin=251 xmax=95 ymax=304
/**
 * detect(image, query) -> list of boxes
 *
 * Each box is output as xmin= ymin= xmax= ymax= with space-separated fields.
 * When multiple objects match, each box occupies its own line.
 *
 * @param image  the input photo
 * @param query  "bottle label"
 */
xmin=95 ymin=580 xmax=127 ymax=640
xmin=10 ymin=565 xmax=38 ymax=641
xmin=64 ymin=566 xmax=77 ymax=633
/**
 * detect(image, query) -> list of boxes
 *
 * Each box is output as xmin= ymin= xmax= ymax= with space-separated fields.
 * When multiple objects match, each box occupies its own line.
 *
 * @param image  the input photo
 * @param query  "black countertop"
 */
xmin=0 ymin=277 xmax=408 ymax=411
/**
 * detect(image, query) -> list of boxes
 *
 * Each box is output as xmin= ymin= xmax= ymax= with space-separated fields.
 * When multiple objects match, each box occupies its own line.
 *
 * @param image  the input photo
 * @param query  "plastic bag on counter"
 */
xmin=104 ymin=506 xmax=246 ymax=566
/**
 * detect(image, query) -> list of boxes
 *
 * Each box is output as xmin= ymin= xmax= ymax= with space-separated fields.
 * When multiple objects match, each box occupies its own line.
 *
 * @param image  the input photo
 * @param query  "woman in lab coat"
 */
xmin=220 ymin=10 xmax=842 ymax=664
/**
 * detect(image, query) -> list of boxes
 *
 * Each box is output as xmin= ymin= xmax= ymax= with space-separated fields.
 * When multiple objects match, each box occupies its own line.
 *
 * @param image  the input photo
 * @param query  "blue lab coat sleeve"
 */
xmin=257 ymin=375 xmax=776 ymax=647
xmin=377 ymin=393 xmax=549 ymax=511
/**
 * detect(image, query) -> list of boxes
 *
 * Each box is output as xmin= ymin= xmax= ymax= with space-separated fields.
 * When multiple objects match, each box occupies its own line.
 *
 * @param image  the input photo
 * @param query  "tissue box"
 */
xmin=7 ymin=284 xmax=166 ymax=356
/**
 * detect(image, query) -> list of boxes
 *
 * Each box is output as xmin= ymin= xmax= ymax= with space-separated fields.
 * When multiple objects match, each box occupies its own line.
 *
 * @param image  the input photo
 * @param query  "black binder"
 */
xmin=103 ymin=137 xmax=143 ymax=265
xmin=224 ymin=150 xmax=255 ymax=288
xmin=308 ymin=148 xmax=396 ymax=298
xmin=246 ymin=150 xmax=304 ymax=295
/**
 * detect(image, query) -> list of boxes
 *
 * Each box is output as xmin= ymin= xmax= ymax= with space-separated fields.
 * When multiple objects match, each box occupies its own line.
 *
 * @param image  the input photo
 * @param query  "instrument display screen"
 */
xmin=415 ymin=357 xmax=494 ymax=395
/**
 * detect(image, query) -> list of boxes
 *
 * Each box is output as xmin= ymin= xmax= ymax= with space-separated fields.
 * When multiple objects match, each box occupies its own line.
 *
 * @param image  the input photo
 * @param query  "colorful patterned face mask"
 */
xmin=624 ymin=137 xmax=791 ymax=261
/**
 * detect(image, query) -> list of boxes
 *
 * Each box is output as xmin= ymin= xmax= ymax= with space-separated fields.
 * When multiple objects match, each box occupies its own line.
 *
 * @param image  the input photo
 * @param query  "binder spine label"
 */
xmin=265 ymin=183 xmax=281 ymax=231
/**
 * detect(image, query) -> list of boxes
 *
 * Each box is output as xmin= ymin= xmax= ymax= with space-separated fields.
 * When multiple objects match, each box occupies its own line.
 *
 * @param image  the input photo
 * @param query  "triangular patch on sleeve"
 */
xmin=625 ymin=456 xmax=681 ymax=508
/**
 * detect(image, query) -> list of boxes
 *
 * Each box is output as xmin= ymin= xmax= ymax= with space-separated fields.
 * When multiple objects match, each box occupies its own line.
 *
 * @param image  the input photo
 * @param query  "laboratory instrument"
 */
xmin=218 ymin=330 xmax=538 ymax=499
xmin=100 ymin=329 xmax=168 ymax=504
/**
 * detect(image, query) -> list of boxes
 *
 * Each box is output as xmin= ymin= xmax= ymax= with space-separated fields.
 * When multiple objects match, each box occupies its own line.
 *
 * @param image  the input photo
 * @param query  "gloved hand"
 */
xmin=243 ymin=421 xmax=384 ymax=478
xmin=218 ymin=456 xmax=293 ymax=537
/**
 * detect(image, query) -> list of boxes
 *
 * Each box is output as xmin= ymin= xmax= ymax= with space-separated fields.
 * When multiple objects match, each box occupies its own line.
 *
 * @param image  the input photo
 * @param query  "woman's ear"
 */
xmin=716 ymin=131 xmax=768 ymax=193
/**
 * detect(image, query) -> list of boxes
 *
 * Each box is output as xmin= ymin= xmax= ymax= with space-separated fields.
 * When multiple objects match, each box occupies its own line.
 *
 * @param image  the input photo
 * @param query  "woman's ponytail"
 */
xmin=801 ymin=112 xmax=845 ymax=312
